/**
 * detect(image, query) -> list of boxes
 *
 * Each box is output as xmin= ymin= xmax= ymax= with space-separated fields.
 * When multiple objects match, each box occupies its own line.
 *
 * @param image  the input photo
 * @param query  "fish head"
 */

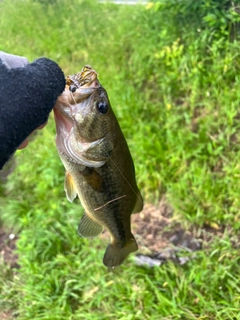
xmin=54 ymin=65 xmax=116 ymax=166
xmin=71 ymin=85 xmax=114 ymax=142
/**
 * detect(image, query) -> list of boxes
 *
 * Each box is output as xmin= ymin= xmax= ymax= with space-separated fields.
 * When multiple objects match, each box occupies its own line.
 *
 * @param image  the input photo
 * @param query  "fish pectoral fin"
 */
xmin=132 ymin=190 xmax=144 ymax=214
xmin=78 ymin=213 xmax=103 ymax=238
xmin=103 ymin=237 xmax=138 ymax=268
xmin=64 ymin=171 xmax=78 ymax=202
xmin=79 ymin=167 xmax=103 ymax=192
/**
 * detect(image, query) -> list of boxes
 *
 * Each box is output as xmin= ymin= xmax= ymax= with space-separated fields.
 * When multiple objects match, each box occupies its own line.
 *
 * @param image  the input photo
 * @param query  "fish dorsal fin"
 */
xmin=132 ymin=190 xmax=144 ymax=214
xmin=78 ymin=213 xmax=103 ymax=238
xmin=64 ymin=171 xmax=78 ymax=202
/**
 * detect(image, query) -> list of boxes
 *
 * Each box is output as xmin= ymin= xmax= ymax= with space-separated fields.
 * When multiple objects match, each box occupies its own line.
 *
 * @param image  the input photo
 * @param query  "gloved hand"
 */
xmin=0 ymin=51 xmax=66 ymax=169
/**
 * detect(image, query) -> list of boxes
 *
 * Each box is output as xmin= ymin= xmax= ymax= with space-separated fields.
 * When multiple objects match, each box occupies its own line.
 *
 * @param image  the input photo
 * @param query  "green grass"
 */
xmin=0 ymin=0 xmax=240 ymax=319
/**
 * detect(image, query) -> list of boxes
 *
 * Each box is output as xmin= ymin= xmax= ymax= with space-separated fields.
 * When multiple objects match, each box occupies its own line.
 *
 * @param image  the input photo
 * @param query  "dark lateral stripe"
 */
xmin=95 ymin=165 xmax=126 ymax=242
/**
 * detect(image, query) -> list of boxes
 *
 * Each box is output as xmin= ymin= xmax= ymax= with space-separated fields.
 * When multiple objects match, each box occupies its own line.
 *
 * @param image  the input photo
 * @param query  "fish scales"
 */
xmin=54 ymin=65 xmax=143 ymax=268
xmin=62 ymin=146 xmax=134 ymax=242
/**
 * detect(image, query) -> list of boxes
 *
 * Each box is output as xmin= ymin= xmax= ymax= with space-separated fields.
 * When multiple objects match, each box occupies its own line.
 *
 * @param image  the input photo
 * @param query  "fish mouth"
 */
xmin=66 ymin=64 xmax=100 ymax=91
xmin=54 ymin=64 xmax=101 ymax=131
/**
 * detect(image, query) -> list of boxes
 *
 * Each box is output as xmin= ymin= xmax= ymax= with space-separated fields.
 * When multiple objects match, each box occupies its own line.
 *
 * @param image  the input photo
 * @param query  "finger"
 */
xmin=17 ymin=121 xmax=47 ymax=150
xmin=37 ymin=121 xmax=48 ymax=130
xmin=18 ymin=138 xmax=29 ymax=150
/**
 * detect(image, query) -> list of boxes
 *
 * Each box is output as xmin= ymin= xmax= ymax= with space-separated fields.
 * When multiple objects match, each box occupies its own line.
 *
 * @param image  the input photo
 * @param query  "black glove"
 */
xmin=0 ymin=52 xmax=66 ymax=169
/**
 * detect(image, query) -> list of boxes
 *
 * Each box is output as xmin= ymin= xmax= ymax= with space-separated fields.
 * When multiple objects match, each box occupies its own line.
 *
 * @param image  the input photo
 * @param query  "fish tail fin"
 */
xmin=103 ymin=236 xmax=138 ymax=268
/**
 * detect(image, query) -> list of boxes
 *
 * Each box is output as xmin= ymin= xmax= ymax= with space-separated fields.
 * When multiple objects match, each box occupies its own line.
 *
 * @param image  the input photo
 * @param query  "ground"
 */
xmin=0 ymin=196 xmax=234 ymax=319
xmin=0 ymin=196 xmax=223 ymax=270
xmin=131 ymin=198 xmax=203 ymax=266
xmin=0 ymin=225 xmax=18 ymax=320
xmin=0 ymin=227 xmax=18 ymax=269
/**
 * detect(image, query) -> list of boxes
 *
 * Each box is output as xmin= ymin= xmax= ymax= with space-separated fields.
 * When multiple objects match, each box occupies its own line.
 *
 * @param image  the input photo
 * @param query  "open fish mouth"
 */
xmin=54 ymin=65 xmax=101 ymax=133
xmin=66 ymin=64 xmax=100 ymax=91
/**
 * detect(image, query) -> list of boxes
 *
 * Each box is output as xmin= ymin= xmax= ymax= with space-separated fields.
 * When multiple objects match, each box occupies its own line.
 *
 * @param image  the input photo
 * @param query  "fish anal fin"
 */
xmin=103 ymin=236 xmax=138 ymax=268
xmin=64 ymin=171 xmax=78 ymax=202
xmin=78 ymin=212 xmax=103 ymax=238
xmin=132 ymin=190 xmax=143 ymax=214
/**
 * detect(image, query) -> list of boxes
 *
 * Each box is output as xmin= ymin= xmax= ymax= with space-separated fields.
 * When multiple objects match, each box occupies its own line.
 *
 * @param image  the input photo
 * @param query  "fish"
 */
xmin=54 ymin=65 xmax=143 ymax=268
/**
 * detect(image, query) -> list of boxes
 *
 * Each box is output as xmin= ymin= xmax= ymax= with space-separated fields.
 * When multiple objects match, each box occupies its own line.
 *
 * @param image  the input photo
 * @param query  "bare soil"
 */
xmin=0 ymin=311 xmax=14 ymax=320
xmin=132 ymin=198 xmax=178 ymax=253
xmin=0 ymin=227 xmax=18 ymax=268
xmin=0 ymin=226 xmax=18 ymax=320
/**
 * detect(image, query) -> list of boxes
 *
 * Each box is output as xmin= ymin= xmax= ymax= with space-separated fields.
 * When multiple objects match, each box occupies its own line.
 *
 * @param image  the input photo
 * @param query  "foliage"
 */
xmin=0 ymin=0 xmax=240 ymax=319
xmin=152 ymin=0 xmax=240 ymax=41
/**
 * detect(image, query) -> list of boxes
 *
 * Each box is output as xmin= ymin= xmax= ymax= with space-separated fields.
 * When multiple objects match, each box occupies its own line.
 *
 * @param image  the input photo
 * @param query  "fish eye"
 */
xmin=96 ymin=101 xmax=108 ymax=114
xmin=69 ymin=85 xmax=77 ymax=93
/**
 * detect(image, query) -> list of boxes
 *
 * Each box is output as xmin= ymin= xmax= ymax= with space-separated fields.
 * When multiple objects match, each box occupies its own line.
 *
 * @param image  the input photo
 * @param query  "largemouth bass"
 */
xmin=54 ymin=65 xmax=143 ymax=268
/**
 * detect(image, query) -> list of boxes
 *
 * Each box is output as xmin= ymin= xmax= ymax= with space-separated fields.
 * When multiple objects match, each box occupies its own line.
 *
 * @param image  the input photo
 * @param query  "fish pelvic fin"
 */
xmin=103 ymin=236 xmax=138 ymax=268
xmin=64 ymin=171 xmax=78 ymax=202
xmin=78 ymin=212 xmax=103 ymax=238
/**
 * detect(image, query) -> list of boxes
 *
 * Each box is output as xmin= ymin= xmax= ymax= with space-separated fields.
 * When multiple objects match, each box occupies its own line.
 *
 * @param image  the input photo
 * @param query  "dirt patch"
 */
xmin=0 ymin=226 xmax=18 ymax=320
xmin=130 ymin=198 xmax=203 ymax=266
xmin=134 ymin=197 xmax=203 ymax=253
xmin=0 ymin=311 xmax=14 ymax=320
xmin=0 ymin=226 xmax=18 ymax=269
xmin=132 ymin=198 xmax=177 ymax=253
